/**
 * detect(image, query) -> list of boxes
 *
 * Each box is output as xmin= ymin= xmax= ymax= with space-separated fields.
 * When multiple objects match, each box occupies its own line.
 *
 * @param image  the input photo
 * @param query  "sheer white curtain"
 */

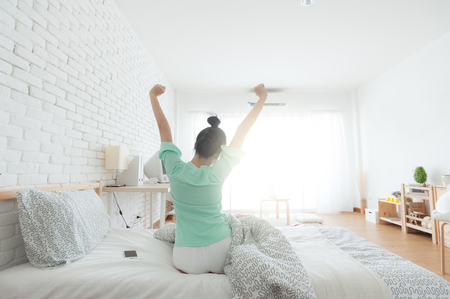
xmin=190 ymin=111 xmax=351 ymax=213
xmin=309 ymin=111 xmax=351 ymax=213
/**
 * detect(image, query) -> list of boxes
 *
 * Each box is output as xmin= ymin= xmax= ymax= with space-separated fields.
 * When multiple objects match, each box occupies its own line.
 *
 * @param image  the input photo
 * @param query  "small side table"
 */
xmin=103 ymin=184 xmax=170 ymax=229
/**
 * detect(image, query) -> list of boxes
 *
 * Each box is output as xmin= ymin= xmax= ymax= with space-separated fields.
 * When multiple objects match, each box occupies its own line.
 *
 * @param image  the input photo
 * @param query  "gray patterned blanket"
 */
xmin=318 ymin=227 xmax=450 ymax=299
xmin=154 ymin=215 xmax=316 ymax=299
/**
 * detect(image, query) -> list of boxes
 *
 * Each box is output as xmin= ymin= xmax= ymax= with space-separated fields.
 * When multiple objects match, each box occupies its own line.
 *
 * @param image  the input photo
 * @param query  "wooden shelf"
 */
xmin=376 ymin=184 xmax=437 ymax=243
xmin=405 ymin=215 xmax=428 ymax=222
xmin=378 ymin=198 xmax=402 ymax=227
xmin=404 ymin=193 xmax=430 ymax=200
xmin=401 ymin=183 xmax=437 ymax=243
xmin=404 ymin=185 xmax=429 ymax=190
xmin=378 ymin=199 xmax=401 ymax=206
xmin=379 ymin=217 xmax=402 ymax=226
xmin=406 ymin=223 xmax=433 ymax=234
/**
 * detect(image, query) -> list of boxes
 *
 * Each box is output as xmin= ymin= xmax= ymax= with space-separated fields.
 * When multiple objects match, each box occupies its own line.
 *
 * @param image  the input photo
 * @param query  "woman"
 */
xmin=149 ymin=83 xmax=267 ymax=274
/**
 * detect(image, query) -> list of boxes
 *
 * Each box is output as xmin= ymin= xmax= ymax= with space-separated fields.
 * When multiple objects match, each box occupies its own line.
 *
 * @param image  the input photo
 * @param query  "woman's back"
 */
xmin=149 ymin=83 xmax=267 ymax=274
xmin=159 ymin=142 xmax=244 ymax=247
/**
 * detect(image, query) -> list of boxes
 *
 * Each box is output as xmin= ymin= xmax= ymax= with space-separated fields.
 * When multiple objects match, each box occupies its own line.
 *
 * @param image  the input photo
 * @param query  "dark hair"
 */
xmin=195 ymin=116 xmax=226 ymax=158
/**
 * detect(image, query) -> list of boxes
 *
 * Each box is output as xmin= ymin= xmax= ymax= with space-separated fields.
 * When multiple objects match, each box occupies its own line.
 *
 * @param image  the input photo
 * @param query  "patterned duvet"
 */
xmin=319 ymin=227 xmax=450 ymax=299
xmin=1 ymin=218 xmax=449 ymax=299
xmin=156 ymin=216 xmax=450 ymax=299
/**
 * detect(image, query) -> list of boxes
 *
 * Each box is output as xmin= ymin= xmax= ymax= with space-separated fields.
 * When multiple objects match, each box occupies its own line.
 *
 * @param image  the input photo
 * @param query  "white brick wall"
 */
xmin=0 ymin=0 xmax=176 ymax=271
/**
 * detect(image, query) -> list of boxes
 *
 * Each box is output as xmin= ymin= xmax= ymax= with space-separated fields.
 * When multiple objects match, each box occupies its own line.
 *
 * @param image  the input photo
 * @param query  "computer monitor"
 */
xmin=144 ymin=151 xmax=169 ymax=183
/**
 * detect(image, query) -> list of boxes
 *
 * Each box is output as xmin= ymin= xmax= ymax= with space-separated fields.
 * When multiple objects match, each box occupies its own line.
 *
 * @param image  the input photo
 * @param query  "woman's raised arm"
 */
xmin=229 ymin=84 xmax=267 ymax=149
xmin=149 ymin=84 xmax=172 ymax=143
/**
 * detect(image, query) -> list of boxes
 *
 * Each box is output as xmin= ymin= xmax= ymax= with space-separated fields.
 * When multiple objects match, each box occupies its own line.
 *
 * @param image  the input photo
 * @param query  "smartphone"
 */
xmin=124 ymin=250 xmax=138 ymax=259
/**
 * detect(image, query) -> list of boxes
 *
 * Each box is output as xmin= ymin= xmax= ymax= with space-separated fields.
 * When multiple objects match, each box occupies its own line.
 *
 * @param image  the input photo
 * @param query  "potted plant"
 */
xmin=411 ymin=166 xmax=428 ymax=195
xmin=391 ymin=191 xmax=401 ymax=198
xmin=414 ymin=166 xmax=427 ymax=186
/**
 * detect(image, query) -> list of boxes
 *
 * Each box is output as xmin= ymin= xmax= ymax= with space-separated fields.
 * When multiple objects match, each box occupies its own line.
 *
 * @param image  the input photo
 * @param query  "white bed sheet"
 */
xmin=2 ymin=226 xmax=446 ymax=299
xmin=0 ymin=228 xmax=231 ymax=299
xmin=279 ymin=226 xmax=392 ymax=299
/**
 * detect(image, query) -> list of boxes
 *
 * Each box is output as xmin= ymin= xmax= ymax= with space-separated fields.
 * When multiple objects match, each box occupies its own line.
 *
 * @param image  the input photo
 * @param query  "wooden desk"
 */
xmin=103 ymin=184 xmax=170 ymax=229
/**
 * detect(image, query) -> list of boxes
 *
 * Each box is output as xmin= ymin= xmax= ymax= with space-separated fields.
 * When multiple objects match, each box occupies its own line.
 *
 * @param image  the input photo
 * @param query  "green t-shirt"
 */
xmin=159 ymin=142 xmax=245 ymax=247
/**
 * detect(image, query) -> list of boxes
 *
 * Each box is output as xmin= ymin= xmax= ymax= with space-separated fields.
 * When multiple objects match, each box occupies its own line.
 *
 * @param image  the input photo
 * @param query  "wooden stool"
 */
xmin=259 ymin=184 xmax=290 ymax=226
xmin=260 ymin=199 xmax=290 ymax=226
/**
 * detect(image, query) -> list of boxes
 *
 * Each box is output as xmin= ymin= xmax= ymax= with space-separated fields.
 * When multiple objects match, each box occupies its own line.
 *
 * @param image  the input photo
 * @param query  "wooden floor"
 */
xmin=319 ymin=212 xmax=450 ymax=281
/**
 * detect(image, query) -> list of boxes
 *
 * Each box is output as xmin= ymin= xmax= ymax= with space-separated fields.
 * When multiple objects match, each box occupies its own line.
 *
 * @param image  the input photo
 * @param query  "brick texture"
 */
xmin=0 ymin=0 xmax=176 ymax=271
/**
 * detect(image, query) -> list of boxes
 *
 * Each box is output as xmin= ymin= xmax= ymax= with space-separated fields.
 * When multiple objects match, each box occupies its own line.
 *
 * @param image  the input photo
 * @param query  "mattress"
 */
xmin=0 ymin=226 xmax=449 ymax=299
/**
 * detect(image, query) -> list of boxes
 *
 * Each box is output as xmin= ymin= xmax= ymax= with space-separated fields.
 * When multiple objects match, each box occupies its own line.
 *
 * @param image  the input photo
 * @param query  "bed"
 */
xmin=0 ymin=183 xmax=449 ymax=299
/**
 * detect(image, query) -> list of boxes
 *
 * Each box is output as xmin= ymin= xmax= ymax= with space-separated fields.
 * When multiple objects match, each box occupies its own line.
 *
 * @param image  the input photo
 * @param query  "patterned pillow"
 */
xmin=154 ymin=223 xmax=177 ymax=243
xmin=17 ymin=188 xmax=110 ymax=269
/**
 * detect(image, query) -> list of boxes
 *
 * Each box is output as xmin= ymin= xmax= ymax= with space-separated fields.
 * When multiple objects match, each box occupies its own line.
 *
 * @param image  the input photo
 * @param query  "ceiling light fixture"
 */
xmin=301 ymin=0 xmax=316 ymax=6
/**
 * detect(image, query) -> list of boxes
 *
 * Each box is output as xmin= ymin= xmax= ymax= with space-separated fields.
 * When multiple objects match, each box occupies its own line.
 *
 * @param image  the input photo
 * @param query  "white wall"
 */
xmin=176 ymin=91 xmax=358 ymax=209
xmin=357 ymin=32 xmax=450 ymax=209
xmin=0 ymin=0 xmax=175 ymax=271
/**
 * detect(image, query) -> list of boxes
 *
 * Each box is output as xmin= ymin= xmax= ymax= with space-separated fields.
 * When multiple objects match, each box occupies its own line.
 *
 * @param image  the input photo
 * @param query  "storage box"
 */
xmin=365 ymin=209 xmax=378 ymax=224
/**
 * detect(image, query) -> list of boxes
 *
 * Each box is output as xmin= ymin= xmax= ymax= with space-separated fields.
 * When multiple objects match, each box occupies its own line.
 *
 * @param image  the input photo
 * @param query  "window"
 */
xmin=191 ymin=111 xmax=351 ymax=213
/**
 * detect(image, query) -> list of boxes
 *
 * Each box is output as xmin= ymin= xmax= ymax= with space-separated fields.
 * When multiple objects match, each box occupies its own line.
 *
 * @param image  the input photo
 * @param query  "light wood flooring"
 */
xmin=318 ymin=212 xmax=450 ymax=281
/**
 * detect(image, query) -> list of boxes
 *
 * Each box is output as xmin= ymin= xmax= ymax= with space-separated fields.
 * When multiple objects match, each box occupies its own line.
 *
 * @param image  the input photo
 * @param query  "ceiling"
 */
xmin=114 ymin=0 xmax=450 ymax=92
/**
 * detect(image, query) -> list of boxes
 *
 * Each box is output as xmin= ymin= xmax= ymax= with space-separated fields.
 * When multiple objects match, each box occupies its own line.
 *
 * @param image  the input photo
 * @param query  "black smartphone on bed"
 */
xmin=124 ymin=250 xmax=138 ymax=259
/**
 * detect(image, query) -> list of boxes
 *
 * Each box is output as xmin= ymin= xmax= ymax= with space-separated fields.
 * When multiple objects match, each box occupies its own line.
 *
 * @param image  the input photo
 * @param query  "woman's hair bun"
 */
xmin=207 ymin=116 xmax=221 ymax=128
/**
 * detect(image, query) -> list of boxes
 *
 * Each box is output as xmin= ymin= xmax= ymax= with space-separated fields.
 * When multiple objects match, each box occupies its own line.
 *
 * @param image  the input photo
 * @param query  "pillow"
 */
xmin=17 ymin=188 xmax=110 ymax=269
xmin=154 ymin=223 xmax=177 ymax=243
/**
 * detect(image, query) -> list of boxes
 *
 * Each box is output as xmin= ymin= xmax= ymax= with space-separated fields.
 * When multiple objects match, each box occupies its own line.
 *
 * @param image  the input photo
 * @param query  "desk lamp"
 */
xmin=104 ymin=146 xmax=129 ymax=187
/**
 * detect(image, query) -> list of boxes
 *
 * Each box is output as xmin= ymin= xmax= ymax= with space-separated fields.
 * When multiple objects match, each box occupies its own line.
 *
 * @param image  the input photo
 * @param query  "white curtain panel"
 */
xmin=310 ymin=111 xmax=351 ymax=213
xmin=189 ymin=111 xmax=351 ymax=213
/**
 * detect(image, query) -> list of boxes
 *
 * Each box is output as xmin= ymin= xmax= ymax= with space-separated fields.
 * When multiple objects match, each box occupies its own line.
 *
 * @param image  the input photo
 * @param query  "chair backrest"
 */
xmin=265 ymin=184 xmax=277 ymax=200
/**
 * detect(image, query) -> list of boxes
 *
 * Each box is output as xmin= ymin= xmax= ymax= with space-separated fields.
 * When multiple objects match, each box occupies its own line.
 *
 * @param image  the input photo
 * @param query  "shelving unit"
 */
xmin=400 ymin=183 xmax=437 ymax=244
xmin=378 ymin=198 xmax=402 ymax=227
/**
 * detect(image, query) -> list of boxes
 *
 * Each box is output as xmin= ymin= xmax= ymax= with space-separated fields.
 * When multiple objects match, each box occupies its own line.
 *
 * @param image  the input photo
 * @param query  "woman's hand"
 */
xmin=229 ymin=84 xmax=268 ymax=149
xmin=149 ymin=84 xmax=172 ymax=142
xmin=253 ymin=84 xmax=267 ymax=98
xmin=150 ymin=84 xmax=166 ymax=97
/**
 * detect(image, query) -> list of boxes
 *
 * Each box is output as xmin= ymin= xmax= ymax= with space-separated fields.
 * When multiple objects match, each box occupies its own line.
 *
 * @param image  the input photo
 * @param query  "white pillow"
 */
xmin=17 ymin=188 xmax=110 ymax=269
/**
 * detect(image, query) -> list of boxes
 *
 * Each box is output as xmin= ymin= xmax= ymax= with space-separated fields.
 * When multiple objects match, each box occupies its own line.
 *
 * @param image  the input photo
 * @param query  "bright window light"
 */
xmin=192 ymin=111 xmax=351 ymax=213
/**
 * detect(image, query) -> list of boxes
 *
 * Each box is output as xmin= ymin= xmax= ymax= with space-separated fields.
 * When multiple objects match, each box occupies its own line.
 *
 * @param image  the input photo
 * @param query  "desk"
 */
xmin=103 ymin=184 xmax=170 ymax=229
